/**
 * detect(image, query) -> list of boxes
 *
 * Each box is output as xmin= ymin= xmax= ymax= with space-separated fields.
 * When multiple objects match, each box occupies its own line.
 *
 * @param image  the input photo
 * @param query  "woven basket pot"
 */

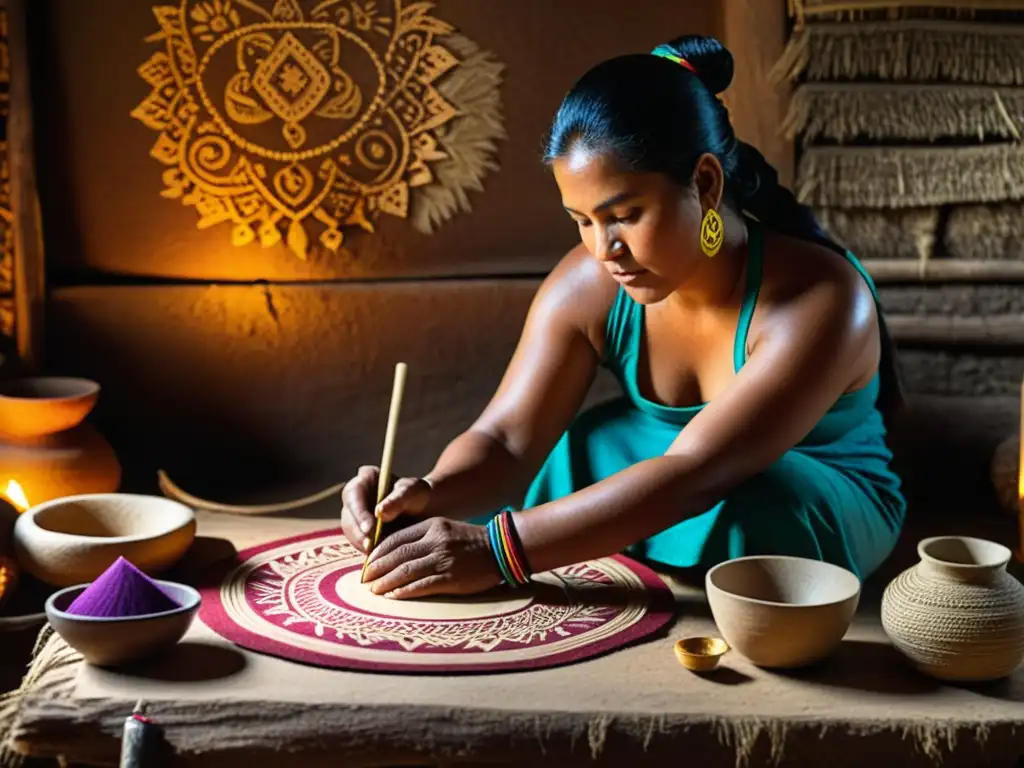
xmin=881 ymin=536 xmax=1024 ymax=683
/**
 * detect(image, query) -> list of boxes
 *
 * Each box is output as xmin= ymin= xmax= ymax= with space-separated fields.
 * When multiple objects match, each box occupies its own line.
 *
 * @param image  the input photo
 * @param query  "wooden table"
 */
xmin=2 ymin=508 xmax=1023 ymax=767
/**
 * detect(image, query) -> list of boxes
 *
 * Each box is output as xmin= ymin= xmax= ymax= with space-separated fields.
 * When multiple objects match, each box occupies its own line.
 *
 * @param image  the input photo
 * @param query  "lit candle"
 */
xmin=1019 ymin=377 xmax=1024 ymax=561
xmin=3 ymin=479 xmax=29 ymax=513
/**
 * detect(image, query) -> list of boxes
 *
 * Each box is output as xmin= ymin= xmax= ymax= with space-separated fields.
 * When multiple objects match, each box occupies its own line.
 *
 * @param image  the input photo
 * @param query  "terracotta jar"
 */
xmin=0 ymin=424 xmax=121 ymax=511
xmin=881 ymin=536 xmax=1024 ymax=683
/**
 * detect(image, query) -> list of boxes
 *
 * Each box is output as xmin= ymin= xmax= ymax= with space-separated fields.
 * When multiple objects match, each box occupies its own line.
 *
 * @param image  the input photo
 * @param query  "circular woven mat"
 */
xmin=199 ymin=529 xmax=674 ymax=673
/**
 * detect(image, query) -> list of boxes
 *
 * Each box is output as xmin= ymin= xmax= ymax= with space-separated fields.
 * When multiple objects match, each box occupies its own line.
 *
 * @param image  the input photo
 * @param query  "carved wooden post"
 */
xmin=718 ymin=0 xmax=794 ymax=188
xmin=7 ymin=0 xmax=44 ymax=372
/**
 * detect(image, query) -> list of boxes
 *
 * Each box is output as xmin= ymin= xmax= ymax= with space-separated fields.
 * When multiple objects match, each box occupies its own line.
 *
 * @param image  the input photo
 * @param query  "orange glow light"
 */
xmin=4 ymin=479 xmax=29 ymax=512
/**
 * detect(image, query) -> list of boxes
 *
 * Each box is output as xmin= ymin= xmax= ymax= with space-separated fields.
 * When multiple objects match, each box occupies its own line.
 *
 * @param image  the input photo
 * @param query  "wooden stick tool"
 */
xmin=361 ymin=362 xmax=408 ymax=581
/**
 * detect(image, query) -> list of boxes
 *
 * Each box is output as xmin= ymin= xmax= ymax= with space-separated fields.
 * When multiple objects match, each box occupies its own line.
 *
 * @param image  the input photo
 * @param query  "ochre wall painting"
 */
xmin=131 ymin=0 xmax=506 ymax=261
xmin=0 ymin=7 xmax=13 ymax=344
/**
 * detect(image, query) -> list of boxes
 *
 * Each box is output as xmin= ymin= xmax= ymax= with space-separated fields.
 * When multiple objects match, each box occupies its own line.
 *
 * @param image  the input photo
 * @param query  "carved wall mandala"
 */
xmin=131 ymin=0 xmax=506 ymax=261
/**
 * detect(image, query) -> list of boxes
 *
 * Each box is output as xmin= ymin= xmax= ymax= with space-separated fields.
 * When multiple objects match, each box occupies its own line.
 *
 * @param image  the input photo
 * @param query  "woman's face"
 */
xmin=552 ymin=146 xmax=712 ymax=304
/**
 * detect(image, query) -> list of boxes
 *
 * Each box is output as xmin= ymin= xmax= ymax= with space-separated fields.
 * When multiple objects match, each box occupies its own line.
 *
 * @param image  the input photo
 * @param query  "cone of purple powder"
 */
xmin=66 ymin=556 xmax=181 ymax=617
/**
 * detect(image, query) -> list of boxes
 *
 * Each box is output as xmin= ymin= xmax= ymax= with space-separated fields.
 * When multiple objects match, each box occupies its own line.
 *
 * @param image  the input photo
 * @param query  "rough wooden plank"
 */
xmin=862 ymin=259 xmax=1024 ymax=282
xmin=878 ymin=285 xmax=1024 ymax=317
xmin=8 ymin=0 xmax=44 ymax=371
xmin=720 ymin=0 xmax=794 ymax=187
xmin=887 ymin=314 xmax=1024 ymax=346
xmin=44 ymin=281 xmax=621 ymax=503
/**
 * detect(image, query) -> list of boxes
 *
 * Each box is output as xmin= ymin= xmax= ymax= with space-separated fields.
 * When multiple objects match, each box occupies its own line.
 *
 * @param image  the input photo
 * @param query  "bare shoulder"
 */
xmin=533 ymin=244 xmax=619 ymax=355
xmin=756 ymin=229 xmax=879 ymax=356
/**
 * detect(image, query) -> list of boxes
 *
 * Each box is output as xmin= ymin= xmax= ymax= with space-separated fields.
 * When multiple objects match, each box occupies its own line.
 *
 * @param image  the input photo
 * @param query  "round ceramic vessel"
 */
xmin=705 ymin=555 xmax=861 ymax=669
xmin=0 ymin=377 xmax=100 ymax=440
xmin=13 ymin=494 xmax=196 ymax=587
xmin=45 ymin=580 xmax=200 ymax=666
xmin=881 ymin=536 xmax=1024 ymax=682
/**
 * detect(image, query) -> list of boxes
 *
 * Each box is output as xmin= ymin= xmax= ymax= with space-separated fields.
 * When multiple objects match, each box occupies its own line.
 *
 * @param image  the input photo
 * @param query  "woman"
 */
xmin=343 ymin=35 xmax=906 ymax=599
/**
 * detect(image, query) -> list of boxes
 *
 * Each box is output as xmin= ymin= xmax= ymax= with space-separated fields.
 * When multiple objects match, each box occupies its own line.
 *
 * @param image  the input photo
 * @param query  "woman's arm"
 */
xmin=513 ymin=266 xmax=880 ymax=572
xmin=366 ymin=248 xmax=615 ymax=528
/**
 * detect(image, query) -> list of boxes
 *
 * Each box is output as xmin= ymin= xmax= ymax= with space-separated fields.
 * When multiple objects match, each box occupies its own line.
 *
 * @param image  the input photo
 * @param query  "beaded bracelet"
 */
xmin=486 ymin=509 xmax=532 ymax=587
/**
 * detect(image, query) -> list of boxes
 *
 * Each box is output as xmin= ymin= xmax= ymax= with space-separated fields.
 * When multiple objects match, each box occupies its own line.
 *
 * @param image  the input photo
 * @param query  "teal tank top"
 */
xmin=600 ymin=221 xmax=905 ymax=523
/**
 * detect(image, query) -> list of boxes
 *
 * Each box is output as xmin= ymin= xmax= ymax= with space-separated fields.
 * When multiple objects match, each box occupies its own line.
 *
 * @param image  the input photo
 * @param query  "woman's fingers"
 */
xmin=375 ymin=477 xmax=431 ymax=523
xmin=368 ymin=554 xmax=439 ymax=595
xmin=383 ymin=574 xmax=452 ymax=600
xmin=341 ymin=466 xmax=380 ymax=544
xmin=340 ymin=506 xmax=368 ymax=553
xmin=362 ymin=519 xmax=432 ymax=583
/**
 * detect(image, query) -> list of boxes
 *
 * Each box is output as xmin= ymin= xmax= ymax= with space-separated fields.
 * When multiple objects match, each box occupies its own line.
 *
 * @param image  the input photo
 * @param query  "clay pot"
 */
xmin=0 ymin=498 xmax=17 ymax=609
xmin=705 ymin=555 xmax=861 ymax=669
xmin=13 ymin=494 xmax=196 ymax=587
xmin=46 ymin=580 xmax=200 ymax=666
xmin=881 ymin=536 xmax=1024 ymax=682
xmin=0 ymin=377 xmax=100 ymax=440
xmin=0 ymin=423 xmax=121 ymax=509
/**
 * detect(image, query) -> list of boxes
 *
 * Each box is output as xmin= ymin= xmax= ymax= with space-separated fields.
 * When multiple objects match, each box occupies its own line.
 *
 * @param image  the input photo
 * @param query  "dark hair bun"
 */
xmin=652 ymin=35 xmax=733 ymax=95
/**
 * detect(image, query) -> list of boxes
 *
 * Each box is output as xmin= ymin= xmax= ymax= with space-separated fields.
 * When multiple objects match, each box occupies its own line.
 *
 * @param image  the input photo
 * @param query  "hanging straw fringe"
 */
xmin=944 ymin=203 xmax=1024 ymax=260
xmin=0 ymin=626 xmax=81 ymax=768
xmin=816 ymin=207 xmax=938 ymax=260
xmin=790 ymin=0 xmax=1024 ymax=18
xmin=797 ymin=144 xmax=1024 ymax=208
xmin=785 ymin=83 xmax=1024 ymax=143
xmin=771 ymin=20 xmax=1024 ymax=84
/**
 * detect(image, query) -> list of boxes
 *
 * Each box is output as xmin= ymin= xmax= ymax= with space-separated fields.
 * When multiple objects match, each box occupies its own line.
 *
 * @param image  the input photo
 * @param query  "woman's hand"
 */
xmin=340 ymin=467 xmax=432 ymax=553
xmin=362 ymin=517 xmax=502 ymax=599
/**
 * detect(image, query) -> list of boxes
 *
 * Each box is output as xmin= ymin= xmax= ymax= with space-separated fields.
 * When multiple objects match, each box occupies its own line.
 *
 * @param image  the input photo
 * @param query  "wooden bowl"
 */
xmin=674 ymin=636 xmax=730 ymax=672
xmin=45 ymin=580 xmax=200 ymax=666
xmin=706 ymin=555 xmax=861 ymax=669
xmin=13 ymin=494 xmax=196 ymax=587
xmin=0 ymin=377 xmax=100 ymax=439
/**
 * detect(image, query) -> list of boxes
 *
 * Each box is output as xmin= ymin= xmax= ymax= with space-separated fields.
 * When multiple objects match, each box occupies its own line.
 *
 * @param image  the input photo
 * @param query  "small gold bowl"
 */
xmin=674 ymin=636 xmax=730 ymax=672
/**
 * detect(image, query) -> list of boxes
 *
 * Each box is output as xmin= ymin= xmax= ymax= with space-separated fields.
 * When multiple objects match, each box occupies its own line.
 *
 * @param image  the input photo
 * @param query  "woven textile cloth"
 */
xmin=199 ymin=528 xmax=674 ymax=674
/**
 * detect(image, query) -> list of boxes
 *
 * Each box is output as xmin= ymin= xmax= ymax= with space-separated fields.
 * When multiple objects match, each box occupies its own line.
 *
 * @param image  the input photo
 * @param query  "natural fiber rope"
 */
xmin=0 ymin=626 xmax=81 ymax=768
xmin=771 ymin=20 xmax=1024 ymax=84
xmin=785 ymin=83 xmax=1024 ymax=143
xmin=796 ymin=144 xmax=1024 ymax=209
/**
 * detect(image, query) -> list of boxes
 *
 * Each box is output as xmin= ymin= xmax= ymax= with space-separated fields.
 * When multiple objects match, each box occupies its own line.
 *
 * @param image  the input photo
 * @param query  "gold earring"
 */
xmin=700 ymin=208 xmax=724 ymax=258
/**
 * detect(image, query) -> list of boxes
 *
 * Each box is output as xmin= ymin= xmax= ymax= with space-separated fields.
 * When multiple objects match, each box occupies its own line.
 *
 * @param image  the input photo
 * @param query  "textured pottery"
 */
xmin=13 ymin=494 xmax=196 ymax=587
xmin=706 ymin=555 xmax=861 ymax=669
xmin=45 ymin=580 xmax=200 ymax=666
xmin=0 ymin=377 xmax=100 ymax=440
xmin=881 ymin=536 xmax=1024 ymax=682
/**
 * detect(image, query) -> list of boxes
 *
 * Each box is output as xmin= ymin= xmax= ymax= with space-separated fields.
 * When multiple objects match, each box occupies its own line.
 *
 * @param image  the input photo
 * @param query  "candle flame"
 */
xmin=4 ymin=480 xmax=29 ymax=512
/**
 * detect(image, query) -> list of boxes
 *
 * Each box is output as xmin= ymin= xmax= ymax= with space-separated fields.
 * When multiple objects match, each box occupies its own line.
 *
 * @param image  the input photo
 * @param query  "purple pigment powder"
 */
xmin=66 ymin=557 xmax=181 ymax=617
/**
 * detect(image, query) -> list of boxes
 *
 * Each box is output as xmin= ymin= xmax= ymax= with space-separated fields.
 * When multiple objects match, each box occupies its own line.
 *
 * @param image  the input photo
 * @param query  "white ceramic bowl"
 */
xmin=45 ymin=580 xmax=200 ymax=666
xmin=13 ymin=494 xmax=196 ymax=587
xmin=0 ymin=377 xmax=100 ymax=439
xmin=706 ymin=555 xmax=861 ymax=669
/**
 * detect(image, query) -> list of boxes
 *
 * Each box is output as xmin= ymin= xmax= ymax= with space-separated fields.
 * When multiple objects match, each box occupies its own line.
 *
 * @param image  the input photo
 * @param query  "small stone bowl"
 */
xmin=13 ymin=494 xmax=196 ymax=587
xmin=45 ymin=580 xmax=200 ymax=667
xmin=675 ymin=636 xmax=730 ymax=672
xmin=0 ymin=377 xmax=100 ymax=439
